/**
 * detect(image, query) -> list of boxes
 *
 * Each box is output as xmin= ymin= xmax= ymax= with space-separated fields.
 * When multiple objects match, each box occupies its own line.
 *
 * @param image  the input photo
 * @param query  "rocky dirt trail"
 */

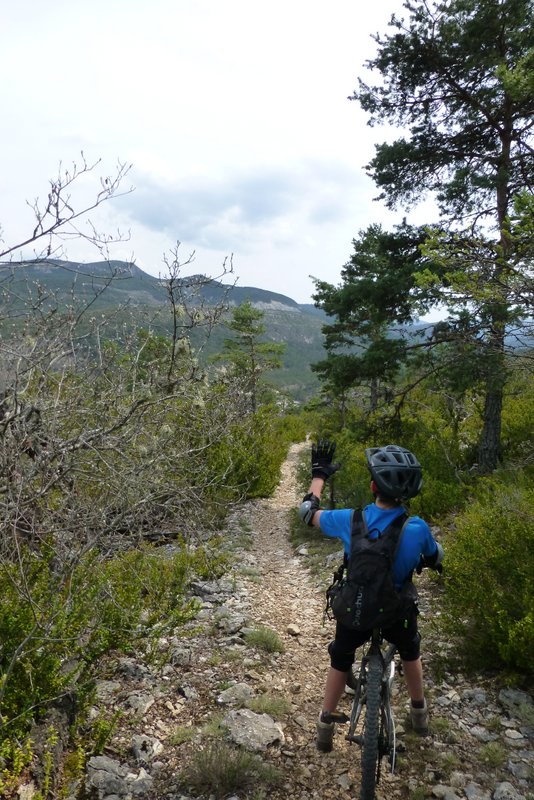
xmin=84 ymin=442 xmax=533 ymax=800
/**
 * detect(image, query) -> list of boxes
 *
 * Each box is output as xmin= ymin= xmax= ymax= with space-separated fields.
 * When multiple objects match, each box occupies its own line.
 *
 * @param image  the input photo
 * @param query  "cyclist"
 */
xmin=299 ymin=440 xmax=443 ymax=752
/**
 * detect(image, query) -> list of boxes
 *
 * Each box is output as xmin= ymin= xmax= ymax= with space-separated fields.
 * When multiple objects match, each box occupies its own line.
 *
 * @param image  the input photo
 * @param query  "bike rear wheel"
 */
xmin=359 ymin=653 xmax=382 ymax=800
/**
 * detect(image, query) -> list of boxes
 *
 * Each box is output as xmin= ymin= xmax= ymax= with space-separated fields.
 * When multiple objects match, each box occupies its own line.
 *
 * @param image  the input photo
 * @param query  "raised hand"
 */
xmin=311 ymin=439 xmax=341 ymax=482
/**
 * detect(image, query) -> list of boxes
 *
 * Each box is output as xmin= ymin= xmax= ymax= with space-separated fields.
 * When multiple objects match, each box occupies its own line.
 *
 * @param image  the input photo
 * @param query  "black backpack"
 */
xmin=325 ymin=509 xmax=417 ymax=631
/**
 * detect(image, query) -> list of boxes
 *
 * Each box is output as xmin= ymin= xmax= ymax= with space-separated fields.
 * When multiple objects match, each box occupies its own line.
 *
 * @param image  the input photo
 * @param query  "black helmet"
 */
xmin=365 ymin=444 xmax=422 ymax=501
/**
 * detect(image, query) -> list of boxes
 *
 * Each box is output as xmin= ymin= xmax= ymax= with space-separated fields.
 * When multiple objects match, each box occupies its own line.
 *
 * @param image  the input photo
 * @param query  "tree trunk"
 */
xmin=478 ymin=386 xmax=503 ymax=473
xmin=477 ymin=120 xmax=511 ymax=475
xmin=369 ymin=377 xmax=379 ymax=413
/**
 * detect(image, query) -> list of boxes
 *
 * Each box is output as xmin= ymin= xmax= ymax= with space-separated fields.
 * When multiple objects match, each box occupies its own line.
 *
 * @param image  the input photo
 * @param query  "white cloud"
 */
xmin=0 ymin=0 xmax=434 ymax=302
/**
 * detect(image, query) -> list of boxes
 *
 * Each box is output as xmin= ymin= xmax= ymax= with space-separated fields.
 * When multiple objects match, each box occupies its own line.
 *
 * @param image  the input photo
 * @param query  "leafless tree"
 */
xmin=0 ymin=157 xmax=261 ymax=764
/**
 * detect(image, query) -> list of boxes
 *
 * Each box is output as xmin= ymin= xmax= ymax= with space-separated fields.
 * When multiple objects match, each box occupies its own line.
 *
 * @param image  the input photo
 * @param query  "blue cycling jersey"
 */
xmin=319 ymin=503 xmax=438 ymax=588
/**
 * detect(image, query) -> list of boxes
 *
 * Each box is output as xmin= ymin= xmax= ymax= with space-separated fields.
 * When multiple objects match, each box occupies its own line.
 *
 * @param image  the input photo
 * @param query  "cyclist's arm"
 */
xmin=300 ymin=479 xmax=352 ymax=559
xmin=422 ymin=541 xmax=444 ymax=569
xmin=307 ymin=476 xmax=325 ymax=526
xmin=420 ymin=521 xmax=444 ymax=569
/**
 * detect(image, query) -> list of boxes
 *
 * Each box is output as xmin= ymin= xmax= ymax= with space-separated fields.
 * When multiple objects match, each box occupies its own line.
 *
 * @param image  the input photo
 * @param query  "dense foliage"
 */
xmin=0 ymin=543 xmax=210 ymax=741
xmin=443 ymin=478 xmax=534 ymax=673
xmin=0 ymin=255 xmax=305 ymax=786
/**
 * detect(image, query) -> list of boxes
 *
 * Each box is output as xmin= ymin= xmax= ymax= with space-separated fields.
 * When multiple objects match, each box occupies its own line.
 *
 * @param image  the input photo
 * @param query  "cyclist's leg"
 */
xmin=322 ymin=622 xmax=370 ymax=714
xmin=322 ymin=666 xmax=349 ymax=712
xmin=316 ymin=623 xmax=370 ymax=752
xmin=383 ymin=612 xmax=429 ymax=735
xmin=403 ymin=657 xmax=428 ymax=734
xmin=402 ymin=655 xmax=424 ymax=702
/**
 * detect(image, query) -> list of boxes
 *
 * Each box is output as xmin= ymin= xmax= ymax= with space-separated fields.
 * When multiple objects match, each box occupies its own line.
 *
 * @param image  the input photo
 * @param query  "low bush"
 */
xmin=443 ymin=477 xmax=534 ymax=673
xmin=244 ymin=409 xmax=308 ymax=498
xmin=168 ymin=726 xmax=196 ymax=746
xmin=478 ymin=742 xmax=507 ymax=769
xmin=180 ymin=740 xmax=281 ymax=799
xmin=243 ymin=626 xmax=285 ymax=654
xmin=246 ymin=694 xmax=291 ymax=718
xmin=0 ymin=541 xmax=216 ymax=743
xmin=0 ymin=739 xmax=33 ymax=797
xmin=205 ymin=406 xmax=307 ymax=502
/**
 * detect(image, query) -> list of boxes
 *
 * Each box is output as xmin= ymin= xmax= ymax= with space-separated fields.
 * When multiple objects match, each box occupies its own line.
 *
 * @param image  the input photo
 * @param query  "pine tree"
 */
xmin=353 ymin=0 xmax=534 ymax=471
xmin=220 ymin=301 xmax=285 ymax=412
xmin=312 ymin=222 xmax=433 ymax=414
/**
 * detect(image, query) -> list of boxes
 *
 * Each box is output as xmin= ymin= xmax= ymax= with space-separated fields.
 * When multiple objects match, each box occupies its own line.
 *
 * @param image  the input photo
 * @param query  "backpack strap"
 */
xmin=355 ymin=509 xmax=410 ymax=581
xmin=390 ymin=512 xmax=409 ymax=555
xmin=351 ymin=507 xmax=407 ymax=545
xmin=350 ymin=507 xmax=368 ymax=539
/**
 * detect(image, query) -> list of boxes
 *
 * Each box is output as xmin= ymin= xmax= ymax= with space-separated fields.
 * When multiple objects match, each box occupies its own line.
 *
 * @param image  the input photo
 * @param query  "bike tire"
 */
xmin=359 ymin=653 xmax=383 ymax=800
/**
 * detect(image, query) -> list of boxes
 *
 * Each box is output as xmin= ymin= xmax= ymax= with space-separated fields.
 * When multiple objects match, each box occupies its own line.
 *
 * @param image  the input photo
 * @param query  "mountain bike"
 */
xmin=345 ymin=627 xmax=397 ymax=800
xmin=345 ymin=557 xmax=441 ymax=800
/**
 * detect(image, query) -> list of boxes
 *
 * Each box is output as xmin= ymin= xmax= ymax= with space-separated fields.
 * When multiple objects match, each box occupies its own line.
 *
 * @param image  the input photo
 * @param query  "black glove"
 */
xmin=311 ymin=439 xmax=340 ymax=482
xmin=416 ymin=555 xmax=443 ymax=575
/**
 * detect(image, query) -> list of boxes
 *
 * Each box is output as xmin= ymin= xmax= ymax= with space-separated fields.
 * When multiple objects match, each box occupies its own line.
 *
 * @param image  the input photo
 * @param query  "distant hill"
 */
xmin=0 ymin=259 xmax=327 ymax=400
xmin=0 ymin=259 xmax=168 ymax=309
xmin=0 ymin=259 xmax=314 ymax=311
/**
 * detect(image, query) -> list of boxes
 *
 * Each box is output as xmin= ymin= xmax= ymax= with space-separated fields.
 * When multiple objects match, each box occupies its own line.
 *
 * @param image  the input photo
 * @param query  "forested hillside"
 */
xmin=0 ymin=258 xmax=325 ymax=400
xmin=0 ymin=1 xmax=532 ymax=797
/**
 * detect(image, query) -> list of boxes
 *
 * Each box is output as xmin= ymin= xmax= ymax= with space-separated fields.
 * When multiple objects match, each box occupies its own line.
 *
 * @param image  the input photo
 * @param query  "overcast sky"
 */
xmin=1 ymin=0 xmax=433 ymax=303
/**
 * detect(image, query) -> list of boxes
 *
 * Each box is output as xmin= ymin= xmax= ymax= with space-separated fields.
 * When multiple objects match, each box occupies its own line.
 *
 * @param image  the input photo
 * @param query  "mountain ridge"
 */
xmin=0 ymin=258 xmax=312 ymax=312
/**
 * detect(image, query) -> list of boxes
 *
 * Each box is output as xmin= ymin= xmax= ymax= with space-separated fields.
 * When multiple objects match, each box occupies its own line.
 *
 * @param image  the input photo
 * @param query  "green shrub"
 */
xmin=443 ymin=478 xmax=534 ymax=673
xmin=246 ymin=694 xmax=291 ymax=718
xmin=91 ymin=711 xmax=122 ymax=755
xmin=478 ymin=742 xmax=507 ymax=769
xmin=0 ymin=541 xmax=213 ymax=743
xmin=180 ymin=741 xmax=281 ymax=799
xmin=168 ymin=725 xmax=196 ymax=745
xmin=384 ymin=400 xmax=470 ymax=519
xmin=244 ymin=626 xmax=285 ymax=654
xmin=501 ymin=370 xmax=534 ymax=461
xmin=218 ymin=407 xmax=308 ymax=500
xmin=409 ymin=471 xmax=467 ymax=521
xmin=200 ymin=713 xmax=228 ymax=738
xmin=203 ymin=406 xmax=294 ymax=501
xmin=0 ymin=738 xmax=33 ymax=796
xmin=272 ymin=411 xmax=308 ymax=445
xmin=409 ymin=787 xmax=427 ymax=800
